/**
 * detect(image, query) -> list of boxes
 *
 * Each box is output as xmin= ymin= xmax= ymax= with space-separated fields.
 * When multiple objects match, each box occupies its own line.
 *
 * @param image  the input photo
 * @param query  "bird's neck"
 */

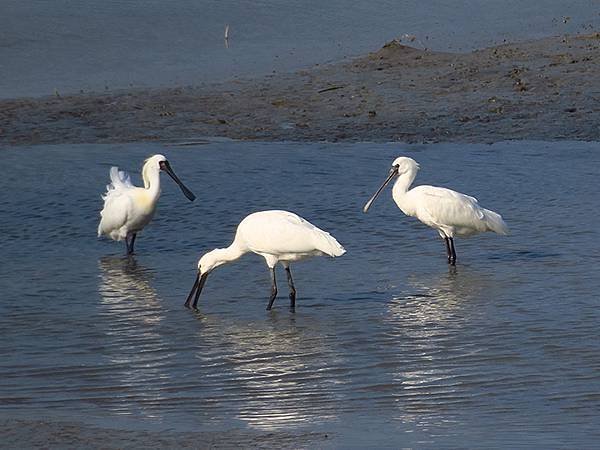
xmin=392 ymin=170 xmax=417 ymax=211
xmin=212 ymin=242 xmax=247 ymax=266
xmin=142 ymin=166 xmax=161 ymax=198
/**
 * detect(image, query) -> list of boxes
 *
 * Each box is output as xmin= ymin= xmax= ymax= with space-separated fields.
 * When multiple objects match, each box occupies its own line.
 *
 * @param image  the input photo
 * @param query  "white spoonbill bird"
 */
xmin=363 ymin=156 xmax=508 ymax=265
xmin=185 ymin=210 xmax=346 ymax=310
xmin=98 ymin=154 xmax=196 ymax=254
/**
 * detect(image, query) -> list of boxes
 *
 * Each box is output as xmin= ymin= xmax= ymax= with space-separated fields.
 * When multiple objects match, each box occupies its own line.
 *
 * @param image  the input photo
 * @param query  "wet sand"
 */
xmin=2 ymin=33 xmax=600 ymax=145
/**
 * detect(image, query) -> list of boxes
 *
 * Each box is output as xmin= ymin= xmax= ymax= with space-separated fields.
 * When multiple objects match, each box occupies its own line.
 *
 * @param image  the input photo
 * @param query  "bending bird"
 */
xmin=185 ymin=210 xmax=346 ymax=310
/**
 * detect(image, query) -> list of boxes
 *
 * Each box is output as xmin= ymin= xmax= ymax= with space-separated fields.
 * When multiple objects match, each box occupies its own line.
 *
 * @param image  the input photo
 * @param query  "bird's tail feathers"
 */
xmin=109 ymin=167 xmax=133 ymax=190
xmin=483 ymin=209 xmax=509 ymax=235
xmin=102 ymin=167 xmax=133 ymax=199
xmin=314 ymin=230 xmax=346 ymax=257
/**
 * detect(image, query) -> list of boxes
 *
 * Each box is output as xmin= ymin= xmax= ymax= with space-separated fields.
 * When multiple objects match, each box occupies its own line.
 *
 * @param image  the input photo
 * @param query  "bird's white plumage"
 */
xmin=198 ymin=210 xmax=345 ymax=274
xmin=188 ymin=210 xmax=345 ymax=310
xmin=107 ymin=167 xmax=133 ymax=191
xmin=403 ymin=185 xmax=508 ymax=237
xmin=97 ymin=155 xmax=165 ymax=242
xmin=364 ymin=156 xmax=508 ymax=264
xmin=382 ymin=156 xmax=508 ymax=239
xmin=238 ymin=210 xmax=346 ymax=262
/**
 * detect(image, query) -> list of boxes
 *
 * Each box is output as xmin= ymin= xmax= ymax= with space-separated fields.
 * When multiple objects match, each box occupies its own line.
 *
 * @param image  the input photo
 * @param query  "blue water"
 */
xmin=0 ymin=140 xmax=599 ymax=447
xmin=1 ymin=0 xmax=599 ymax=98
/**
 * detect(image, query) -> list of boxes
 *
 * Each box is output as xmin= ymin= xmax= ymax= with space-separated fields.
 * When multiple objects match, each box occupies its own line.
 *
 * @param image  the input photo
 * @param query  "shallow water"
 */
xmin=2 ymin=0 xmax=600 ymax=98
xmin=1 ymin=140 xmax=599 ymax=447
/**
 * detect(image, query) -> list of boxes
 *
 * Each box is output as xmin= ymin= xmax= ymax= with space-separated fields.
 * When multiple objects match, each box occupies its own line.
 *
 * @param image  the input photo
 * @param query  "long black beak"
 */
xmin=160 ymin=160 xmax=196 ymax=201
xmin=184 ymin=272 xmax=208 ymax=309
xmin=363 ymin=166 xmax=398 ymax=213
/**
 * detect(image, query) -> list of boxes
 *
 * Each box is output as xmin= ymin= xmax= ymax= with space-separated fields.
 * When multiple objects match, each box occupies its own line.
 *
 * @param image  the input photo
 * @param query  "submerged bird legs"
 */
xmin=185 ymin=265 xmax=297 ymax=311
xmin=125 ymin=233 xmax=137 ymax=255
xmin=443 ymin=237 xmax=457 ymax=265
xmin=267 ymin=263 xmax=297 ymax=310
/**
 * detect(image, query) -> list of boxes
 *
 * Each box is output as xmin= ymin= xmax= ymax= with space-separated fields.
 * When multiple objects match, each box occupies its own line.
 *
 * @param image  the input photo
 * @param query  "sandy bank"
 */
xmin=2 ymin=33 xmax=600 ymax=145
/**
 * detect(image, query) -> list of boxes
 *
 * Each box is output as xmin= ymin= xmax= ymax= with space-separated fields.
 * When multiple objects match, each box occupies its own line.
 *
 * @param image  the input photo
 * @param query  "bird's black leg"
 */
xmin=129 ymin=233 xmax=137 ymax=254
xmin=449 ymin=238 xmax=457 ymax=266
xmin=266 ymin=267 xmax=278 ymax=310
xmin=285 ymin=266 xmax=297 ymax=308
xmin=125 ymin=233 xmax=137 ymax=255
xmin=444 ymin=237 xmax=452 ymax=264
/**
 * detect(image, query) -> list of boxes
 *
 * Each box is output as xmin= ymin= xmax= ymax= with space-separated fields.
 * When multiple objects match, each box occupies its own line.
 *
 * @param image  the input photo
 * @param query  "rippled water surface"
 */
xmin=1 ymin=141 xmax=599 ymax=447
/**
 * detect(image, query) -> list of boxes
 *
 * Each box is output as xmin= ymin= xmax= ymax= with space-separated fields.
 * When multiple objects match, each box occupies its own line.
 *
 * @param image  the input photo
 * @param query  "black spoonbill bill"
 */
xmin=98 ymin=154 xmax=196 ymax=254
xmin=185 ymin=210 xmax=346 ymax=310
xmin=363 ymin=156 xmax=508 ymax=265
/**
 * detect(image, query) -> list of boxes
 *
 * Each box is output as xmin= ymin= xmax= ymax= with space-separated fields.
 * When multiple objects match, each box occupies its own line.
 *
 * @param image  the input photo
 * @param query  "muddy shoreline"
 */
xmin=2 ymin=33 xmax=600 ymax=146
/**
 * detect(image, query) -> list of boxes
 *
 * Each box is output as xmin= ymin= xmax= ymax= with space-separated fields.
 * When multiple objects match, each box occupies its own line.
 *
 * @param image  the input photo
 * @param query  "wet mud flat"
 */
xmin=2 ymin=33 xmax=600 ymax=145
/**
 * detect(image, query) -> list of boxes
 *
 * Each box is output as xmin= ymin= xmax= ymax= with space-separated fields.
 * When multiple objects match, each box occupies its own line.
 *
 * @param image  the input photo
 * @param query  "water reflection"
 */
xmin=98 ymin=256 xmax=161 ymax=314
xmin=97 ymin=256 xmax=171 ymax=419
xmin=385 ymin=269 xmax=491 ymax=423
xmin=190 ymin=311 xmax=341 ymax=430
xmin=3 ymin=141 xmax=598 ymax=446
xmin=391 ymin=268 xmax=486 ymax=327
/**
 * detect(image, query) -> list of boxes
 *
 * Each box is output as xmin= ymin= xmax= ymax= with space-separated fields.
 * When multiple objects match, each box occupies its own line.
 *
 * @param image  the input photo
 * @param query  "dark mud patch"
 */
xmin=2 ymin=33 xmax=600 ymax=145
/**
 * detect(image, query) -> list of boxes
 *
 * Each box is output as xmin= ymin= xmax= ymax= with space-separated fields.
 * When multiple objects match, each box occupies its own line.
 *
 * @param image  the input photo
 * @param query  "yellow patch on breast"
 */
xmin=132 ymin=189 xmax=157 ymax=213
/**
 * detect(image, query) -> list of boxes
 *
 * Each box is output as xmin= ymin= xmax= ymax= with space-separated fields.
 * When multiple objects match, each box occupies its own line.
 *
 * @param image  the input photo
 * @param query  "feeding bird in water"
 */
xmin=363 ymin=156 xmax=508 ymax=265
xmin=185 ymin=210 xmax=346 ymax=310
xmin=98 ymin=154 xmax=196 ymax=254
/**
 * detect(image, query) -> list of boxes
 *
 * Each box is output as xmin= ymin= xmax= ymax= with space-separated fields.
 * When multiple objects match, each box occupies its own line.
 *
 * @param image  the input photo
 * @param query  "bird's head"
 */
xmin=391 ymin=156 xmax=420 ymax=175
xmin=363 ymin=156 xmax=420 ymax=213
xmin=144 ymin=154 xmax=168 ymax=169
xmin=185 ymin=249 xmax=228 ymax=309
xmin=143 ymin=154 xmax=196 ymax=201
xmin=197 ymin=249 xmax=228 ymax=275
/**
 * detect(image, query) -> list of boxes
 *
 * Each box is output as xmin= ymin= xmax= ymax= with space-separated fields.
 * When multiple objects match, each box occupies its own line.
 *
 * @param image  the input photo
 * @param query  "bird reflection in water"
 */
xmin=384 ymin=268 xmax=493 ymax=424
xmin=387 ymin=267 xmax=489 ymax=328
xmin=97 ymin=256 xmax=170 ymax=419
xmin=98 ymin=256 xmax=163 ymax=320
xmin=189 ymin=312 xmax=340 ymax=431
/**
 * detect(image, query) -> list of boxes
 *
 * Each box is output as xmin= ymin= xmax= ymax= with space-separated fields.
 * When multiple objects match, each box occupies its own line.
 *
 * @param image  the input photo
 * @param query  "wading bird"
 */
xmin=98 ymin=154 xmax=196 ymax=254
xmin=185 ymin=210 xmax=346 ymax=310
xmin=363 ymin=156 xmax=508 ymax=265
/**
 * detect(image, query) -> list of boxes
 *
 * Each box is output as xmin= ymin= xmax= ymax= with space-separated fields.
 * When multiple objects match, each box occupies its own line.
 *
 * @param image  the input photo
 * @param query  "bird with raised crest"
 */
xmin=98 ymin=154 xmax=196 ymax=254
